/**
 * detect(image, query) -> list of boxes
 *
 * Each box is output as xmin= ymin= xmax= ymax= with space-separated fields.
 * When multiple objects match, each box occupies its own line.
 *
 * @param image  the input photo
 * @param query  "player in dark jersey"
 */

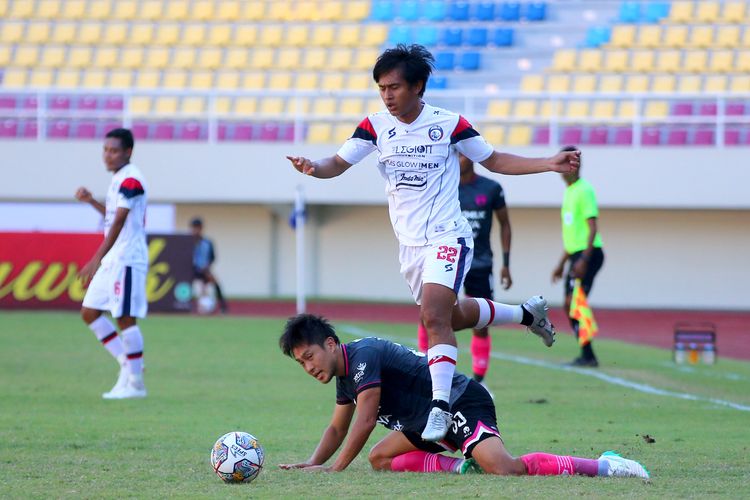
xmin=278 ymin=314 xmax=649 ymax=479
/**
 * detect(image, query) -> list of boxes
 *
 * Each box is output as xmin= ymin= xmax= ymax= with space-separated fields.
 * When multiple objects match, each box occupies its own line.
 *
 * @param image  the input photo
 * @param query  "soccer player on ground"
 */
xmin=287 ymin=44 xmax=579 ymax=441
xmin=551 ymin=146 xmax=605 ymax=367
xmin=190 ymin=217 xmax=229 ymax=314
xmin=277 ymin=314 xmax=649 ymax=479
xmin=75 ymin=128 xmax=148 ymax=399
xmin=417 ymin=153 xmax=513 ymax=390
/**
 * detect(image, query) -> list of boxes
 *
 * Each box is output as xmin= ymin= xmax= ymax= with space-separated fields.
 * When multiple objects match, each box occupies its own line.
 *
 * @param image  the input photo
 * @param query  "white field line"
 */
xmin=339 ymin=325 xmax=750 ymax=413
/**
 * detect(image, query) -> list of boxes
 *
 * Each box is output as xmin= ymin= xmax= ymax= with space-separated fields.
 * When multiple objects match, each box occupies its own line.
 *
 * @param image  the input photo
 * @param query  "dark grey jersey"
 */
xmin=458 ymin=175 xmax=506 ymax=270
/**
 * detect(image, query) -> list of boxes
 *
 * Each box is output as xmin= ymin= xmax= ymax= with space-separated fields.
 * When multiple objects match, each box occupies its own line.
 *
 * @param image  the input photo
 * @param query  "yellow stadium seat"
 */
xmin=267 ymin=1 xmax=292 ymax=21
xmin=260 ymin=25 xmax=284 ymax=46
xmin=296 ymin=72 xmax=319 ymax=90
xmin=294 ymin=2 xmax=316 ymax=22
xmin=520 ymin=74 xmax=543 ymax=92
xmin=329 ymin=48 xmax=354 ymax=71
xmin=181 ymin=97 xmax=206 ymax=114
xmin=208 ymin=25 xmax=232 ymax=46
xmin=94 ymin=47 xmax=118 ymax=69
xmin=198 ymin=48 xmax=222 ymax=69
xmin=566 ymin=101 xmax=590 ymax=119
xmin=172 ymin=48 xmax=196 ymax=69
xmin=362 ymin=25 xmax=388 ymax=46
xmin=102 ymin=23 xmax=127 ymax=45
xmin=130 ymin=97 xmax=151 ymax=115
xmin=631 ymin=50 xmax=654 ymax=72
xmin=36 ymin=1 xmax=61 ymax=19
xmin=233 ymin=97 xmax=257 ymax=114
xmin=260 ymin=97 xmax=285 ymax=115
xmin=136 ymin=70 xmax=160 ymax=88
xmin=715 ymin=26 xmax=740 ymax=48
xmin=215 ymin=71 xmax=240 ymax=90
xmin=114 ymin=1 xmax=138 ymax=20
xmin=287 ymin=97 xmax=310 ymax=115
xmin=513 ymin=100 xmax=537 ymax=118
xmin=664 ymin=26 xmax=688 ymax=48
xmin=507 ymin=126 xmax=531 ymax=146
xmin=696 ymin=2 xmax=720 ymax=22
xmin=345 ymin=1 xmax=370 ymax=21
xmin=14 ymin=46 xmax=39 ymax=68
xmin=334 ymin=123 xmax=357 ymax=143
xmin=480 ymin=125 xmax=505 ymax=145
xmin=52 ymin=23 xmax=76 ymax=44
xmin=82 ymin=69 xmax=106 ymax=88
xmin=598 ymin=75 xmax=623 ymax=92
xmin=144 ymin=47 xmax=170 ymax=69
xmin=242 ymin=73 xmax=265 ymax=89
xmin=216 ymin=1 xmax=240 ymax=21
xmin=337 ymin=25 xmax=360 ymax=47
xmin=683 ymin=51 xmax=708 ymax=72
xmin=312 ymin=25 xmax=336 ymax=46
xmin=603 ymin=50 xmax=628 ymax=72
xmin=487 ymin=100 xmax=511 ymax=117
xmin=9 ymin=1 xmax=33 ymax=18
xmin=119 ymin=47 xmax=144 ymax=69
xmin=183 ymin=25 xmax=206 ymax=46
xmin=61 ymin=0 xmax=85 ymax=19
xmin=729 ymin=75 xmax=750 ymax=92
xmin=736 ymin=51 xmax=750 ymax=72
xmin=1 ymin=23 xmax=24 ymax=43
xmin=313 ymin=98 xmax=337 ymax=116
xmin=27 ymin=22 xmax=51 ymax=44
xmin=591 ymin=100 xmax=615 ymax=119
xmin=0 ymin=45 xmax=10 ymax=66
xmin=539 ymin=100 xmax=562 ymax=118
xmin=165 ymin=0 xmax=189 ymax=20
xmin=572 ymin=75 xmax=596 ymax=93
xmin=109 ymin=70 xmax=133 ymax=89
xmin=192 ymin=1 xmax=214 ymax=21
xmin=320 ymin=1 xmax=344 ymax=21
xmin=668 ymin=2 xmax=694 ymax=23
xmin=56 ymin=69 xmax=80 ymax=88
xmin=155 ymin=25 xmax=180 ymax=46
xmin=688 ymin=26 xmax=713 ymax=48
xmin=214 ymin=97 xmax=231 ymax=114
xmin=163 ymin=71 xmax=188 ymax=89
xmin=742 ymin=29 xmax=750 ymax=48
xmin=321 ymin=73 xmax=344 ymax=90
xmin=3 ymin=68 xmax=27 ymax=88
xmin=721 ymin=1 xmax=746 ymax=23
xmin=78 ymin=23 xmax=102 ymax=44
xmin=240 ymin=1 xmax=266 ymax=21
xmin=303 ymin=48 xmax=327 ymax=70
xmin=29 ymin=69 xmax=53 ymax=87
xmin=651 ymin=75 xmax=676 ymax=92
xmin=637 ymin=25 xmax=661 ymax=48
xmin=366 ymin=99 xmax=383 ymax=114
xmin=547 ymin=75 xmax=570 ymax=93
xmin=618 ymin=101 xmax=636 ymax=119
xmin=578 ymin=50 xmax=602 ymax=72
xmin=88 ymin=0 xmax=111 ymax=20
xmin=268 ymin=72 xmax=292 ymax=89
xmin=348 ymin=73 xmax=372 ymax=90
xmin=710 ymin=51 xmax=734 ymax=73
xmin=250 ymin=48 xmax=274 ymax=69
xmin=609 ymin=25 xmax=636 ymax=48
xmin=307 ymin=123 xmax=333 ymax=143
xmin=340 ymin=98 xmax=364 ymax=116
xmin=353 ymin=48 xmax=380 ymax=70
xmin=155 ymin=96 xmax=178 ymax=115
xmin=551 ymin=49 xmax=576 ymax=72
xmin=234 ymin=26 xmax=257 ymax=46
xmin=141 ymin=1 xmax=163 ymax=20
xmin=677 ymin=75 xmax=701 ymax=93
xmin=644 ymin=101 xmax=668 ymax=119
xmin=625 ymin=75 xmax=649 ymax=92
xmin=225 ymin=48 xmax=249 ymax=69
xmin=40 ymin=46 xmax=65 ymax=68
xmin=656 ymin=50 xmax=681 ymax=73
xmin=704 ymin=75 xmax=727 ymax=92
xmin=276 ymin=48 xmax=301 ymax=70
xmin=285 ymin=26 xmax=309 ymax=47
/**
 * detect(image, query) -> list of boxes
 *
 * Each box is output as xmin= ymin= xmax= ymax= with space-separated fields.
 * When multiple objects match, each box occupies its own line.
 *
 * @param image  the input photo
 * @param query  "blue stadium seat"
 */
xmin=435 ymin=52 xmax=456 ymax=70
xmin=460 ymin=52 xmax=481 ymax=71
xmin=388 ymin=26 xmax=412 ymax=45
xmin=371 ymin=1 xmax=395 ymax=21
xmin=443 ymin=28 xmax=463 ymax=47
xmin=415 ymin=26 xmax=439 ymax=47
xmin=499 ymin=2 xmax=521 ymax=21
xmin=449 ymin=1 xmax=470 ymax=21
xmin=399 ymin=0 xmax=420 ymax=21
xmin=428 ymin=76 xmax=448 ymax=89
xmin=424 ymin=0 xmax=447 ymax=21
xmin=493 ymin=28 xmax=514 ymax=47
xmin=473 ymin=1 xmax=495 ymax=21
xmin=618 ymin=2 xmax=640 ymax=23
xmin=466 ymin=27 xmax=488 ymax=47
xmin=524 ymin=2 xmax=547 ymax=22
xmin=583 ymin=26 xmax=611 ymax=48
xmin=643 ymin=2 xmax=670 ymax=23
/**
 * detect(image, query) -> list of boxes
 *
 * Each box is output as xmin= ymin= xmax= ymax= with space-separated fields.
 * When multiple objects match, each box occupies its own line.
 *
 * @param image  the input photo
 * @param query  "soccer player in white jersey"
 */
xmin=287 ymin=44 xmax=580 ymax=442
xmin=75 ymin=128 xmax=149 ymax=399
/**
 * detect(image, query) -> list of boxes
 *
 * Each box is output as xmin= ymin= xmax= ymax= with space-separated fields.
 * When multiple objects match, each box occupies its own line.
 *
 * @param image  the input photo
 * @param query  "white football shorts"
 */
xmin=399 ymin=237 xmax=474 ymax=305
xmin=82 ymin=261 xmax=148 ymax=318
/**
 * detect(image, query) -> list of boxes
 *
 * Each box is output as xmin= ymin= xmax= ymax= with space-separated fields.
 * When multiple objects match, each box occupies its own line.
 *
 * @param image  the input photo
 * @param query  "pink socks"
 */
xmin=470 ymin=334 xmax=491 ymax=379
xmin=391 ymin=451 xmax=463 ymax=473
xmin=521 ymin=453 xmax=600 ymax=477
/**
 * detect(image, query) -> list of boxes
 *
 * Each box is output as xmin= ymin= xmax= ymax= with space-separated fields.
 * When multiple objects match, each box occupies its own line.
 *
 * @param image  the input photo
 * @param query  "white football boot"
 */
xmin=102 ymin=357 xmax=129 ymax=399
xmin=599 ymin=451 xmax=650 ymax=479
xmin=523 ymin=296 xmax=556 ymax=347
xmin=103 ymin=375 xmax=147 ymax=399
xmin=421 ymin=406 xmax=452 ymax=442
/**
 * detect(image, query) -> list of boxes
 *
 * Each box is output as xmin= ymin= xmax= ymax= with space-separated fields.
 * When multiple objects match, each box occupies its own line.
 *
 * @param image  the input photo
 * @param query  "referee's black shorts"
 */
xmin=565 ymin=247 xmax=605 ymax=296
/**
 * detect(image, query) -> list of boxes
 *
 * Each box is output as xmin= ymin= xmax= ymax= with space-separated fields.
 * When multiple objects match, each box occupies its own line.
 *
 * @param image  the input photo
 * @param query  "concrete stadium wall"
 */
xmin=3 ymin=141 xmax=749 ymax=310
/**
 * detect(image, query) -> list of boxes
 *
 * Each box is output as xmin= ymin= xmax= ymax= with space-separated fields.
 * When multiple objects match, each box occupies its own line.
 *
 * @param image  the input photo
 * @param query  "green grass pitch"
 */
xmin=1 ymin=311 xmax=749 ymax=498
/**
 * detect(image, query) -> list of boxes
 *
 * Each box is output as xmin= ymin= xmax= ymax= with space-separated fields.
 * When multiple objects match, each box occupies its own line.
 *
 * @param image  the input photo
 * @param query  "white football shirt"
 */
xmin=102 ymin=163 xmax=148 ymax=268
xmin=337 ymin=102 xmax=494 ymax=246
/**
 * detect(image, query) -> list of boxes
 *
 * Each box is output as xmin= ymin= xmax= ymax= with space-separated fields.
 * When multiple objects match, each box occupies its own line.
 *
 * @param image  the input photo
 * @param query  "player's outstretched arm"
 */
xmin=75 ymin=187 xmax=106 ymax=216
xmin=328 ymin=387 xmax=381 ymax=472
xmin=279 ymin=402 xmax=355 ymax=470
xmin=286 ymin=155 xmax=353 ymax=179
xmin=480 ymin=150 xmax=580 ymax=175
xmin=77 ymin=207 xmax=129 ymax=283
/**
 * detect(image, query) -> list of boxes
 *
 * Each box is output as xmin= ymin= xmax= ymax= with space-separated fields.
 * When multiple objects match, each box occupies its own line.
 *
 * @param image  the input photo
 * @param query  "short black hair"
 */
xmin=373 ymin=44 xmax=435 ymax=97
xmin=279 ymin=314 xmax=340 ymax=357
xmin=105 ymin=128 xmax=134 ymax=151
xmin=190 ymin=217 xmax=203 ymax=227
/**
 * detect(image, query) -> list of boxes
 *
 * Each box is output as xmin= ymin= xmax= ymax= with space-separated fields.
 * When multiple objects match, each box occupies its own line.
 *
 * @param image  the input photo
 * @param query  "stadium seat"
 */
xmin=656 ymin=50 xmax=681 ymax=73
xmin=40 ymin=46 xmax=65 ymax=68
xmin=22 ymin=120 xmax=39 ymax=139
xmin=460 ymin=52 xmax=481 ymax=71
xmin=192 ymin=1 xmax=214 ymax=21
xmin=59 ymin=0 xmax=85 ymax=19
xmin=618 ymin=1 xmax=640 ymax=22
xmin=566 ymin=101 xmax=589 ymax=119
xmin=435 ymin=52 xmax=456 ymax=71
xmin=704 ymin=76 xmax=727 ymax=92
xmin=665 ymin=128 xmax=688 ymax=145
xmin=551 ymin=50 xmax=576 ymax=72
xmin=399 ymin=0 xmax=420 ymax=21
xmin=499 ymin=2 xmax=521 ymax=21
xmin=8 ymin=0 xmax=33 ymax=18
xmin=625 ymin=75 xmax=649 ymax=92
xmin=371 ymin=1 xmax=395 ymax=21
xmin=114 ymin=1 xmax=138 ymax=20
xmin=693 ymin=128 xmax=715 ymax=146
xmin=389 ymin=26 xmax=411 ymax=46
xmin=0 ymin=23 xmax=24 ymax=44
xmin=14 ymin=46 xmax=39 ymax=68
xmin=103 ymin=96 xmax=124 ymax=111
xmin=587 ymin=127 xmax=610 ymax=145
xmin=591 ymin=100 xmax=616 ymax=119
xmin=163 ymin=71 xmax=188 ymax=89
xmin=140 ymin=1 xmax=164 ymax=20
xmin=584 ymin=27 xmax=611 ymax=48
xmin=155 ymin=97 xmax=178 ymax=115
xmin=131 ymin=122 xmax=149 ymax=140
xmin=677 ymin=75 xmax=701 ymax=93
xmin=487 ymin=100 xmax=511 ymax=117
xmin=513 ymin=100 xmax=537 ymax=118
xmin=467 ymin=28 xmax=489 ymax=47
xmin=688 ymin=26 xmax=713 ymax=48
xmin=603 ymin=50 xmax=629 ymax=72
xmin=645 ymin=101 xmax=669 ymax=119
xmin=641 ymin=127 xmax=662 ymax=146
xmin=643 ymin=2 xmax=670 ymax=23
xmin=696 ymin=2 xmax=720 ymax=22
xmin=668 ymin=2 xmax=694 ymax=23
xmin=135 ymin=70 xmax=160 ymax=89
xmin=268 ymin=72 xmax=292 ymax=90
xmin=413 ymin=26 xmax=438 ymax=47
xmin=190 ymin=71 xmax=213 ymax=89
xmin=531 ymin=126 xmax=549 ymax=146
xmin=450 ymin=1 xmax=470 ymax=21
xmin=154 ymin=122 xmax=175 ymax=140
xmin=671 ymin=102 xmax=693 ymax=116
xmin=609 ymin=26 xmax=636 ymax=48
xmin=307 ymin=123 xmax=333 ymax=143
xmin=729 ymin=76 xmax=749 ymax=93
xmin=546 ymin=75 xmax=570 ymax=92
xmin=735 ymin=51 xmax=750 ymax=72
xmin=179 ymin=122 xmax=204 ymax=141
xmin=154 ymin=24 xmax=179 ymax=46
xmin=598 ymin=75 xmax=622 ymax=93
xmin=48 ymin=120 xmax=71 ymax=139
xmin=716 ymin=26 xmax=740 ymax=48
xmin=561 ymin=126 xmax=583 ymax=145
xmin=613 ymin=127 xmax=633 ymax=145
xmin=572 ymin=75 xmax=596 ymax=93
xmin=520 ymin=74 xmax=544 ymax=92
xmin=423 ymin=0 xmax=447 ymax=21
xmin=474 ymin=2 xmax=495 ymax=21
xmin=36 ymin=0 xmax=61 ymax=19
xmin=328 ymin=48 xmax=353 ymax=71
xmin=631 ymin=50 xmax=655 ymax=72
xmin=698 ymin=102 xmax=717 ymax=116
xmin=347 ymin=73 xmax=372 ymax=90
xmin=250 ymin=48 xmax=274 ymax=70
xmin=165 ymin=0 xmax=190 ymax=20
xmin=27 ymin=22 xmax=51 ymax=44
xmin=74 ymin=121 xmax=98 ymax=139
xmin=637 ymin=25 xmax=661 ymax=48
xmin=443 ymin=28 xmax=463 ymax=47
xmin=50 ymin=22 xmax=76 ymax=44
xmin=578 ymin=50 xmax=602 ymax=72
xmin=321 ymin=73 xmax=344 ymax=90
xmin=721 ymin=1 xmax=747 ymax=23
xmin=524 ymin=2 xmax=547 ymax=21
xmin=539 ymin=100 xmax=562 ymax=118
xmin=182 ymin=25 xmax=207 ymax=46
xmin=56 ymin=69 xmax=80 ymax=88
xmin=232 ymin=123 xmax=254 ymax=141
xmin=427 ymin=76 xmax=447 ymax=89
xmin=79 ymin=23 xmax=103 ymax=44
xmin=49 ymin=96 xmax=71 ymax=110
xmin=109 ymin=70 xmax=133 ymax=89
xmin=362 ymin=25 xmax=388 ymax=46
xmin=0 ymin=119 xmax=19 ymax=138
xmin=664 ymin=26 xmax=688 ymax=48
xmin=344 ymin=1 xmax=370 ymax=21
xmin=683 ymin=51 xmax=708 ymax=73
xmin=258 ymin=123 xmax=280 ymax=141
xmin=276 ymin=48 xmax=301 ymax=70
xmin=709 ymin=51 xmax=734 ymax=73
xmin=337 ymin=25 xmax=361 ymax=47
xmin=493 ymin=28 xmax=514 ymax=47
xmin=29 ymin=69 xmax=53 ymax=87
xmin=479 ymin=125 xmax=505 ymax=145
xmin=507 ymin=126 xmax=532 ymax=146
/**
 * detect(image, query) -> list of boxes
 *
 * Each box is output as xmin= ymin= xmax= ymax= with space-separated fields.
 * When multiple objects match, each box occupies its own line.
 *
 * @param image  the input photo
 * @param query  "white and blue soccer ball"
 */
xmin=210 ymin=431 xmax=265 ymax=484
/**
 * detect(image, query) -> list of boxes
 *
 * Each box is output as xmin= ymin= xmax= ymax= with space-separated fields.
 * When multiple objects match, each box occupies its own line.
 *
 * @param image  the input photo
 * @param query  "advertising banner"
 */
xmin=0 ymin=232 xmax=193 ymax=312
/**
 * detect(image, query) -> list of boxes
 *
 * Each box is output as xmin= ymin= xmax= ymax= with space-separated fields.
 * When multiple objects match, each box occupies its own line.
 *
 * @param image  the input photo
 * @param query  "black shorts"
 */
xmin=564 ymin=247 xmax=605 ymax=297
xmin=463 ymin=267 xmax=493 ymax=300
xmin=403 ymin=380 xmax=501 ymax=458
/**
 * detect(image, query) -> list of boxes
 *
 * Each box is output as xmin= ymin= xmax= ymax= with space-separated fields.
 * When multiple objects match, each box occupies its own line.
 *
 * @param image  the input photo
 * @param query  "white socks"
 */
xmin=427 ymin=344 xmax=458 ymax=402
xmin=88 ymin=316 xmax=124 ymax=360
xmin=473 ymin=298 xmax=523 ymax=329
xmin=121 ymin=325 xmax=144 ymax=379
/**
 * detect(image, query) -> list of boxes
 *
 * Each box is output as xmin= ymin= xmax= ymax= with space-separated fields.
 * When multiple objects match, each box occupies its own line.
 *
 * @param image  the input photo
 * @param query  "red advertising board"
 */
xmin=0 ymin=232 xmax=193 ymax=312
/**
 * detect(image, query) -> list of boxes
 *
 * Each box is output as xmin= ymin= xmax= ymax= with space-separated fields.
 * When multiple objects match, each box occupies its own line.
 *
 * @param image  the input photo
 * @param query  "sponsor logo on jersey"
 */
xmin=387 ymin=127 xmax=396 ymax=139
xmin=385 ymin=159 xmax=440 ymax=169
xmin=354 ymin=362 xmax=367 ymax=383
xmin=428 ymin=125 xmax=444 ymax=141
xmin=392 ymin=144 xmax=434 ymax=155
xmin=395 ymin=170 xmax=428 ymax=190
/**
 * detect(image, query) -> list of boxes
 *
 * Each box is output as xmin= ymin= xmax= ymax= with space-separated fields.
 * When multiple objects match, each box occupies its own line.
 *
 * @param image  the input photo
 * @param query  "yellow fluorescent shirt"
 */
xmin=561 ymin=178 xmax=603 ymax=254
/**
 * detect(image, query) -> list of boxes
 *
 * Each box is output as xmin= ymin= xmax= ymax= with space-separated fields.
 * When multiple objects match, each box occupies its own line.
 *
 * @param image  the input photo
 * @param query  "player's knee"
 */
xmin=80 ymin=307 xmax=99 ymax=324
xmin=367 ymin=447 xmax=390 ymax=471
xmin=420 ymin=309 xmax=451 ymax=333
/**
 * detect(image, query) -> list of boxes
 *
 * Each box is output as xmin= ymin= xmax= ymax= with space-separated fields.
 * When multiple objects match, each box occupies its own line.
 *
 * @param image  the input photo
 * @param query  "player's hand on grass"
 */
xmin=501 ymin=266 xmax=513 ymax=290
xmin=75 ymin=187 xmax=93 ymax=203
xmin=78 ymin=259 xmax=100 ymax=284
xmin=549 ymin=150 xmax=580 ymax=173
xmin=278 ymin=462 xmax=316 ymax=470
xmin=286 ymin=156 xmax=315 ymax=176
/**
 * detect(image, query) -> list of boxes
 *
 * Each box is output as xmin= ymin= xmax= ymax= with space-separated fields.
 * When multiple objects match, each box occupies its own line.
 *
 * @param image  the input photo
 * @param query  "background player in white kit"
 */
xmin=75 ymin=128 xmax=149 ymax=399
xmin=287 ymin=44 xmax=580 ymax=442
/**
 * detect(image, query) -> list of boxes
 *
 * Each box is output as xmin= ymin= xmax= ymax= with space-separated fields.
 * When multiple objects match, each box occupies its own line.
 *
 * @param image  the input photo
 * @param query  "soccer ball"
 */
xmin=210 ymin=431 xmax=265 ymax=484
xmin=196 ymin=294 xmax=217 ymax=315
